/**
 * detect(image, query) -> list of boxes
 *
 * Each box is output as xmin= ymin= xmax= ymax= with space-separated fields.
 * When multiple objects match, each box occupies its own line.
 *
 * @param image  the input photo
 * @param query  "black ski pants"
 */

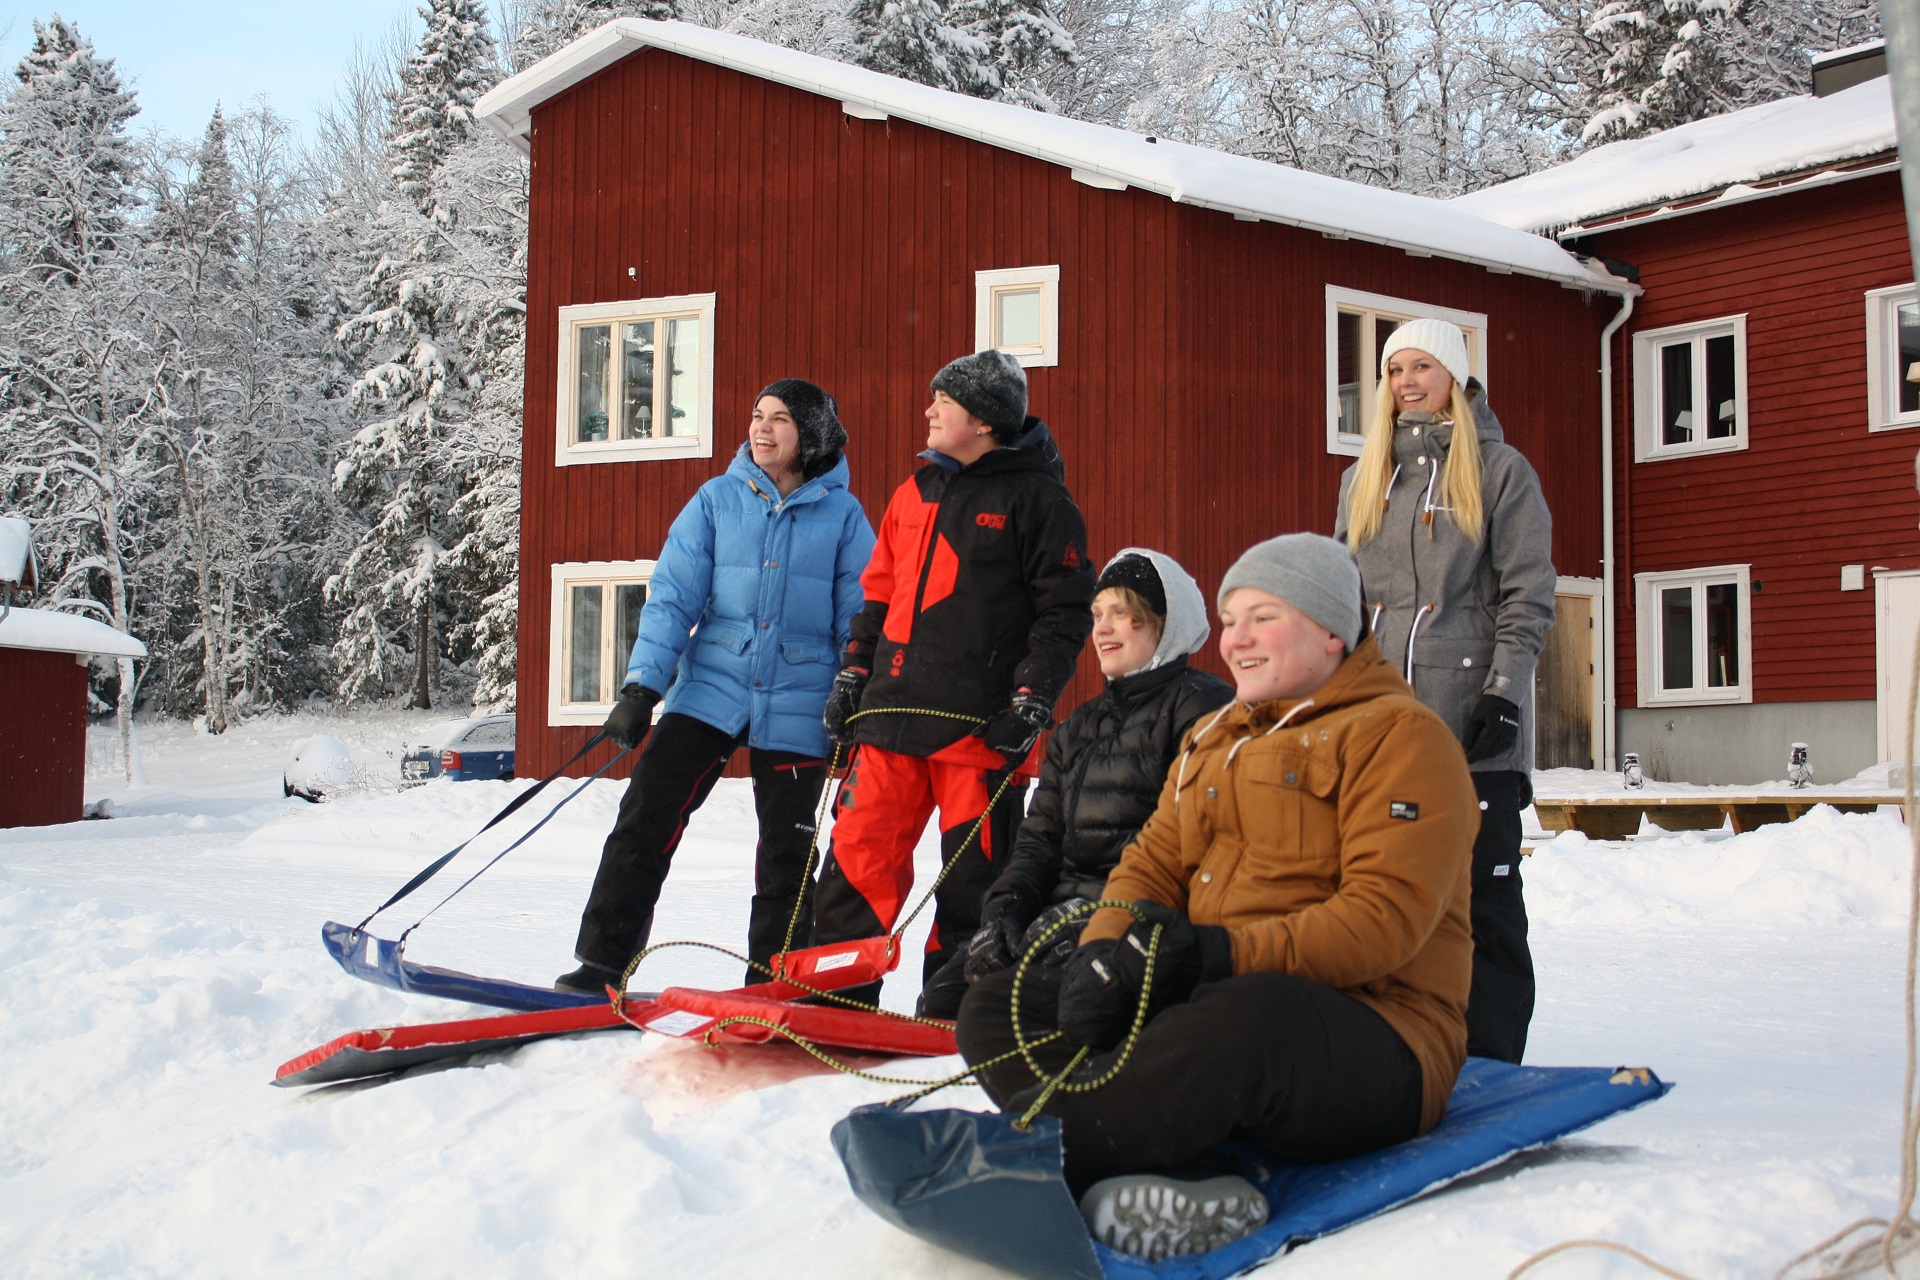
xmin=572 ymin=712 xmax=827 ymax=982
xmin=1465 ymin=769 xmax=1535 ymax=1064
xmin=956 ymin=967 xmax=1424 ymax=1196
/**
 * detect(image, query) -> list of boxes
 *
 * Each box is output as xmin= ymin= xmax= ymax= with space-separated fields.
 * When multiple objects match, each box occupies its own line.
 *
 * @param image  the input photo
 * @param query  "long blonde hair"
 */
xmin=1344 ymin=376 xmax=1486 ymax=548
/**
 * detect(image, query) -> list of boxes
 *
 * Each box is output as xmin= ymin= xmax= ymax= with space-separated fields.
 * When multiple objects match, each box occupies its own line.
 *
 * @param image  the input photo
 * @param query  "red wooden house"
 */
xmin=1458 ymin=41 xmax=1909 ymax=785
xmin=475 ymin=19 xmax=1634 ymax=781
xmin=0 ymin=519 xmax=147 ymax=827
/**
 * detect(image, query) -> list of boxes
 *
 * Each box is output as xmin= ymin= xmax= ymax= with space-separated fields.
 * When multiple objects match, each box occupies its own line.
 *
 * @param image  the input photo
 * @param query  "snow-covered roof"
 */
xmin=475 ymin=20 xmax=1628 ymax=294
xmin=0 ymin=517 xmax=34 ymax=586
xmin=1453 ymin=76 xmax=1897 ymax=237
xmin=0 ymin=606 xmax=146 ymax=659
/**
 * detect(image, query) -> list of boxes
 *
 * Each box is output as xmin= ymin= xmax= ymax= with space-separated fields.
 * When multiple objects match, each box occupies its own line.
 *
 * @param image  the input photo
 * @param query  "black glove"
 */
xmin=823 ymin=666 xmax=869 ymax=742
xmin=1057 ymin=937 xmax=1131 ymax=1051
xmin=1461 ymin=692 xmax=1521 ymax=763
xmin=961 ymin=913 xmax=1028 ymax=983
xmin=602 ymin=684 xmax=662 ymax=750
xmin=1116 ymin=900 xmax=1234 ymax=1012
xmin=974 ymin=687 xmax=1052 ymax=764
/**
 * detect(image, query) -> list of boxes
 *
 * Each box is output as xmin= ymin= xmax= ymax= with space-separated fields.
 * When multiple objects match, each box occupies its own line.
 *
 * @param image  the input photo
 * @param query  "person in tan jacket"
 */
xmin=953 ymin=533 xmax=1480 ymax=1264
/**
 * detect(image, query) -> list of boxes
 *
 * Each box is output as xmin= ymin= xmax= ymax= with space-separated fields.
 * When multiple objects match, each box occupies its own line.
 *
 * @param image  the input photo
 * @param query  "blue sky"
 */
xmin=0 ymin=2 xmax=497 ymax=143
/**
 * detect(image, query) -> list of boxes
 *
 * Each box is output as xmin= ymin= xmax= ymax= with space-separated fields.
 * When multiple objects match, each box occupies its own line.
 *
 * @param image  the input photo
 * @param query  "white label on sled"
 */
xmin=813 ymin=952 xmax=859 ymax=973
xmin=643 ymin=1011 xmax=714 ymax=1038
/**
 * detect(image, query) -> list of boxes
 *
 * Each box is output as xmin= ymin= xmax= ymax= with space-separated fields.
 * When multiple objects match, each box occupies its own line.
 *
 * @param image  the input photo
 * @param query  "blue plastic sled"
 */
xmin=833 ymin=1058 xmax=1672 ymax=1280
xmin=321 ymin=920 xmax=602 ymax=1011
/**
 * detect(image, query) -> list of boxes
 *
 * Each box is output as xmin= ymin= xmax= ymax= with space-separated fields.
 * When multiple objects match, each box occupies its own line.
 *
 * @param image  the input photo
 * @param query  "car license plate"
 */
xmin=403 ymin=761 xmax=429 ymax=778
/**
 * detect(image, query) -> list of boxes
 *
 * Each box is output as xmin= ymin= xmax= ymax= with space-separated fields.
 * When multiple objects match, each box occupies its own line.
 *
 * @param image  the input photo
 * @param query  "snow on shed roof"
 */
xmin=0 ymin=517 xmax=32 ymax=586
xmin=0 ymin=606 xmax=146 ymax=659
xmin=475 ymin=19 xmax=1627 ymax=294
xmin=1453 ymin=76 xmax=1897 ymax=237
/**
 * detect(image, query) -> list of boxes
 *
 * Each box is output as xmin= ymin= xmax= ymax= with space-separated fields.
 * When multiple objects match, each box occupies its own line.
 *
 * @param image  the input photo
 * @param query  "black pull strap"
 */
xmin=354 ymin=731 xmax=613 ymax=931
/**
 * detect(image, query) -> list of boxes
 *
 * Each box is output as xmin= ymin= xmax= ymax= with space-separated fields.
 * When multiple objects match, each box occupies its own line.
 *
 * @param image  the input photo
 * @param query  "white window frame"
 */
xmin=1324 ymin=286 xmax=1487 ymax=457
xmin=1866 ymin=283 xmax=1920 ymax=432
xmin=1631 ymin=314 xmax=1749 ymax=461
xmin=554 ymin=293 xmax=716 ymax=466
xmin=548 ymin=560 xmax=657 ymax=726
xmin=975 ymin=265 xmax=1059 ymax=368
xmin=1634 ymin=564 xmax=1753 ymax=707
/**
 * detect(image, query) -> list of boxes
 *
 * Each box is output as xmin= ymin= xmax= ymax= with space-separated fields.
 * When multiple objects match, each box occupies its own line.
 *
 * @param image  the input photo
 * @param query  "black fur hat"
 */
xmin=1095 ymin=552 xmax=1168 ymax=618
xmin=758 ymin=378 xmax=847 ymax=478
xmin=930 ymin=350 xmax=1028 ymax=440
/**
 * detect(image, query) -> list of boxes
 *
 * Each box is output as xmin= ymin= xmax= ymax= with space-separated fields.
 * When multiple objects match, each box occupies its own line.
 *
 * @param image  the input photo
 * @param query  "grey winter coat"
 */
xmin=1334 ymin=383 xmax=1556 ymax=774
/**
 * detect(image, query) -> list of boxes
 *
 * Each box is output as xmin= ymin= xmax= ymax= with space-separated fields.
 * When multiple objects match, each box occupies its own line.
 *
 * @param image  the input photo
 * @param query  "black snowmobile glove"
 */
xmin=1057 ymin=937 xmax=1131 ymax=1051
xmin=974 ymin=687 xmax=1053 ymax=764
xmin=1461 ymin=692 xmax=1521 ymax=764
xmin=603 ymin=684 xmax=662 ymax=750
xmin=1116 ymin=900 xmax=1234 ymax=1012
xmin=823 ymin=666 xmax=869 ymax=743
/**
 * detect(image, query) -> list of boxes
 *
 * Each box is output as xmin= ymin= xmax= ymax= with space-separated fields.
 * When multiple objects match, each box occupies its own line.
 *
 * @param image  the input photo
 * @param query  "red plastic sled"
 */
xmin=636 ymin=986 xmax=957 ymax=1057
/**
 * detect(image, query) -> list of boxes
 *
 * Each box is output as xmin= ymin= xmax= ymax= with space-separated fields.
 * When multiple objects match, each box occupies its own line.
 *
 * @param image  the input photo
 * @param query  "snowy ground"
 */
xmin=0 ymin=712 xmax=1913 ymax=1278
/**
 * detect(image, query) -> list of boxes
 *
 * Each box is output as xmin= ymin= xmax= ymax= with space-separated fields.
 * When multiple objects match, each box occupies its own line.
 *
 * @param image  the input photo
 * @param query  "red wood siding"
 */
xmin=1592 ymin=173 xmax=1916 ymax=707
xmin=0 ymin=648 xmax=87 ymax=828
xmin=517 ymin=48 xmax=1610 ymax=777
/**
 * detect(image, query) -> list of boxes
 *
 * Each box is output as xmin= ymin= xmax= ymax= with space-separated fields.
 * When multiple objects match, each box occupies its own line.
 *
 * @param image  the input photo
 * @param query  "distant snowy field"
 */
xmin=0 ymin=712 xmax=1912 ymax=1278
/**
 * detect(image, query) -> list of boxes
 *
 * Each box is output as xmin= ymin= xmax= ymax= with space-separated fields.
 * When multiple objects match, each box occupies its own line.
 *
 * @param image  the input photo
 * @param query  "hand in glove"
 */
xmin=1461 ymin=692 xmax=1521 ymax=763
xmin=974 ymin=687 xmax=1053 ymax=764
xmin=1118 ymin=900 xmax=1234 ymax=1013
xmin=602 ymin=684 xmax=662 ymax=750
xmin=1056 ymin=937 xmax=1131 ymax=1051
xmin=822 ymin=666 xmax=869 ymax=742
xmin=960 ymin=885 xmax=1040 ymax=982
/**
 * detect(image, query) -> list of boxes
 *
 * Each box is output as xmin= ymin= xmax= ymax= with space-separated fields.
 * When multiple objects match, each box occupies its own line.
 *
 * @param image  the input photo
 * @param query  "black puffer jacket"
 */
xmin=988 ymin=659 xmax=1234 ymax=912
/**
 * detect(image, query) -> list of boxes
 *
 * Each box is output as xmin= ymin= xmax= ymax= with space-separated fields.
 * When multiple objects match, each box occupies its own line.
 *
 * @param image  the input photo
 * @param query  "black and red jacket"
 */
xmin=845 ymin=417 xmax=1095 ymax=764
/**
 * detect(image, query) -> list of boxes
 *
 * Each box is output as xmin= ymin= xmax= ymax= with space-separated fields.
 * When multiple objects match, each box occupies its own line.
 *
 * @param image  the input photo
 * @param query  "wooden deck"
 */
xmin=1532 ymin=793 xmax=1906 ymax=840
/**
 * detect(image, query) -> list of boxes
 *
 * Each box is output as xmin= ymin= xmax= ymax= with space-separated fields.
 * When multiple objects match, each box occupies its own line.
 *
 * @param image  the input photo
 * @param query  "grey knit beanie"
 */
xmin=930 ymin=350 xmax=1028 ymax=439
xmin=1216 ymin=533 xmax=1362 ymax=650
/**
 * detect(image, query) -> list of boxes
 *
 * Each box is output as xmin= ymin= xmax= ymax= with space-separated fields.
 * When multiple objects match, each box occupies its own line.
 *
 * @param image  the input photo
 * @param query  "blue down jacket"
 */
xmin=623 ymin=444 xmax=876 ymax=757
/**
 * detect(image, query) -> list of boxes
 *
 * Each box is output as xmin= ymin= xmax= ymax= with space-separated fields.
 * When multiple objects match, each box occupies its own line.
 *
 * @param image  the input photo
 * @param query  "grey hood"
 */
xmin=1102 ymin=546 xmax=1211 ymax=675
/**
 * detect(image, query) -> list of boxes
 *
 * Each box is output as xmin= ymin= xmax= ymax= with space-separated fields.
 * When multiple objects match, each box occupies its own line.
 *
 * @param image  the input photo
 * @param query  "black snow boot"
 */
xmin=555 ymin=959 xmax=622 ymax=995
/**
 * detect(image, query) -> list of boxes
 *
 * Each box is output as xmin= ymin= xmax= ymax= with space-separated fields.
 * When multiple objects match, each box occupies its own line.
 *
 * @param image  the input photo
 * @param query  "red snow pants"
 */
xmin=811 ymin=743 xmax=1029 ymax=990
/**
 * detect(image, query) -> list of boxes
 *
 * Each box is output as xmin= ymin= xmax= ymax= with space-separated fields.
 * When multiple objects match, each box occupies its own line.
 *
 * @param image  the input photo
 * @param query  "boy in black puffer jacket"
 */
xmin=918 ymin=548 xmax=1232 ymax=1017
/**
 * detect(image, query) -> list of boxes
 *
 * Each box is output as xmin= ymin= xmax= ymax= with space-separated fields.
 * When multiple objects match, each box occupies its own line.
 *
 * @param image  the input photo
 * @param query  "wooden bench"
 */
xmin=1532 ymin=793 xmax=1906 ymax=841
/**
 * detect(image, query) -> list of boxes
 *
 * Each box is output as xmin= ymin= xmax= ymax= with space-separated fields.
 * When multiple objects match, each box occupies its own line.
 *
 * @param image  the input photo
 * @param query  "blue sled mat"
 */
xmin=833 ymin=1058 xmax=1672 ymax=1280
xmin=321 ymin=920 xmax=602 ymax=1012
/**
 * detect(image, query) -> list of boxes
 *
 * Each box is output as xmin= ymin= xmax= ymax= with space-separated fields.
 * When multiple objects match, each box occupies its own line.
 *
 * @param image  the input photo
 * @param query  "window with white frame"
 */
xmin=1324 ymin=286 xmax=1487 ymax=456
xmin=1866 ymin=283 xmax=1920 ymax=432
xmin=549 ymin=561 xmax=655 ymax=725
xmin=1634 ymin=564 xmax=1752 ymax=706
xmin=1632 ymin=315 xmax=1747 ymax=460
xmin=555 ymin=294 xmax=715 ymax=466
xmin=976 ymin=266 xmax=1059 ymax=367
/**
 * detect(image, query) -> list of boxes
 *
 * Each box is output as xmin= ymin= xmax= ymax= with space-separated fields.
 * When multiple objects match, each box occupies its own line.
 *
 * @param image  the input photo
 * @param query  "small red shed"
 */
xmin=0 ymin=604 xmax=147 ymax=829
xmin=1458 ymin=43 xmax=1907 ymax=784
xmin=476 ymin=19 xmax=1634 ymax=780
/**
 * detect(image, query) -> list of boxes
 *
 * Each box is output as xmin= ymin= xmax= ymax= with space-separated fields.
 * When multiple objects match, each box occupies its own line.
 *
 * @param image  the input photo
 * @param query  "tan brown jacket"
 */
xmin=1082 ymin=635 xmax=1478 ymax=1132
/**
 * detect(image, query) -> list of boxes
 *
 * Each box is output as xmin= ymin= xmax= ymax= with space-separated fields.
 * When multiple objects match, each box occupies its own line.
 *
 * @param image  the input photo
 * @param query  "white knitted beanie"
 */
xmin=1379 ymin=317 xmax=1470 ymax=388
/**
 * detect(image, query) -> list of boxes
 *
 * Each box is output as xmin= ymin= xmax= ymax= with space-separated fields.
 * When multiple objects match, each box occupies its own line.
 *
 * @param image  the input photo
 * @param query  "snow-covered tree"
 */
xmin=952 ymin=0 xmax=1079 ymax=107
xmin=510 ymin=0 xmax=681 ymax=70
xmin=0 ymin=17 xmax=161 ymax=782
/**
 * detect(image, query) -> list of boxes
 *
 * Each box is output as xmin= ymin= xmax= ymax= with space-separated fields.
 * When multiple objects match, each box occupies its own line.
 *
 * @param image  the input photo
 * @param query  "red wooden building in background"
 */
xmin=476 ymin=20 xmax=1634 ymax=781
xmin=1459 ymin=41 xmax=1909 ymax=784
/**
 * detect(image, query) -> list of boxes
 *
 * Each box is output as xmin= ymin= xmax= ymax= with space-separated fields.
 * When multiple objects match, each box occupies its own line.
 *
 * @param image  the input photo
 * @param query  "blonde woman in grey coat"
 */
xmin=1334 ymin=317 xmax=1556 ymax=1064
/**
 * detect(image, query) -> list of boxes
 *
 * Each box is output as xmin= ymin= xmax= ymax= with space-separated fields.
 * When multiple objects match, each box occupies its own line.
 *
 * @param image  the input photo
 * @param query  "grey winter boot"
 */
xmin=1077 ymin=1173 xmax=1268 ymax=1261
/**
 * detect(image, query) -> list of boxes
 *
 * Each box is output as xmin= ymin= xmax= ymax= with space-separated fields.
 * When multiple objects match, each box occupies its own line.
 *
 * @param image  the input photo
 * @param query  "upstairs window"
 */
xmin=976 ymin=266 xmax=1059 ymax=367
xmin=1634 ymin=564 xmax=1752 ymax=706
xmin=1866 ymin=284 xmax=1920 ymax=432
xmin=549 ymin=561 xmax=654 ymax=725
xmin=1632 ymin=315 xmax=1747 ymax=460
xmin=1324 ymin=286 xmax=1486 ymax=457
xmin=555 ymin=294 xmax=715 ymax=465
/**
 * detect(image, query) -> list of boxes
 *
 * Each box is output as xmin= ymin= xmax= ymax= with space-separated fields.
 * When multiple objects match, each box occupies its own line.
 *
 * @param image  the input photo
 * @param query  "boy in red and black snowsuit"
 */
xmin=814 ymin=350 xmax=1095 ymax=999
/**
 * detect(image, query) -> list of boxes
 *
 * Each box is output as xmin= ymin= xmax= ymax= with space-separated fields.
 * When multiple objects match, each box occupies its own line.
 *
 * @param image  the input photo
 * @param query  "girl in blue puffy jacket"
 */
xmin=557 ymin=379 xmax=876 ymax=992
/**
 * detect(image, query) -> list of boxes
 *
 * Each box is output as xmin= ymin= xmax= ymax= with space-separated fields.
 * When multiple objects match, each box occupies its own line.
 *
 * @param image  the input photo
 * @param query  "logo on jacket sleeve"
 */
xmin=975 ymin=512 xmax=1007 ymax=529
xmin=1062 ymin=539 xmax=1082 ymax=568
xmin=1389 ymin=800 xmax=1419 ymax=821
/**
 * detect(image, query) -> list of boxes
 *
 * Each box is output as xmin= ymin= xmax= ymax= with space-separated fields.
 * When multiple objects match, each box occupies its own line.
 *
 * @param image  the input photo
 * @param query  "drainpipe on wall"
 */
xmin=1598 ymin=289 xmax=1636 ymax=773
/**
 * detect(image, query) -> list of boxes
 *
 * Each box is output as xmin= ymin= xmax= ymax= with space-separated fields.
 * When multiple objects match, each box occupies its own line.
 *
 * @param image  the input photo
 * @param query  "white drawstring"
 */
xmin=1173 ymin=703 xmax=1237 ymax=808
xmin=1403 ymin=603 xmax=1435 ymax=686
xmin=1224 ymin=700 xmax=1315 ymax=770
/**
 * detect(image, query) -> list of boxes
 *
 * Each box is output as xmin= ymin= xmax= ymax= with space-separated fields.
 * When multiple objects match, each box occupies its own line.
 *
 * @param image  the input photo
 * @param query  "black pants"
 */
xmin=572 ymin=712 xmax=828 ymax=981
xmin=1465 ymin=770 xmax=1535 ymax=1063
xmin=956 ymin=967 xmax=1424 ymax=1196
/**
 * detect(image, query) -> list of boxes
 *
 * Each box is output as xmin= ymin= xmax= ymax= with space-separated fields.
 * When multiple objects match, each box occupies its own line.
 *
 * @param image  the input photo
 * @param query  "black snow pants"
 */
xmin=956 ymin=967 xmax=1424 ymax=1196
xmin=572 ymin=712 xmax=828 ymax=982
xmin=1464 ymin=770 xmax=1535 ymax=1064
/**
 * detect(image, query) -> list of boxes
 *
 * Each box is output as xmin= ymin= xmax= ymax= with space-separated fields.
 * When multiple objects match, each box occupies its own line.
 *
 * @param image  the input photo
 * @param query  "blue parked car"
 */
xmin=401 ymin=715 xmax=516 ymax=786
